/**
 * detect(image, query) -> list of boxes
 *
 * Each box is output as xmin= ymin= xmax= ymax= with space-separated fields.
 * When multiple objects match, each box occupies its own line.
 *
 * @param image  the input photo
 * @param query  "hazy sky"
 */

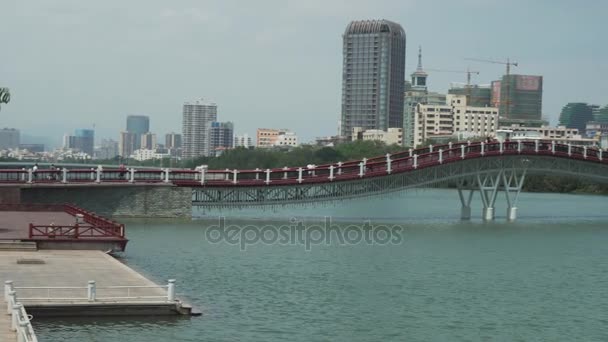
xmin=1 ymin=0 xmax=606 ymax=146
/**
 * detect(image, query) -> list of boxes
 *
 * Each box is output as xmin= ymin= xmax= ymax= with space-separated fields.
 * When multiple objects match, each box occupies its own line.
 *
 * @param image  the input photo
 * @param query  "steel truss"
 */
xmin=192 ymin=155 xmax=608 ymax=219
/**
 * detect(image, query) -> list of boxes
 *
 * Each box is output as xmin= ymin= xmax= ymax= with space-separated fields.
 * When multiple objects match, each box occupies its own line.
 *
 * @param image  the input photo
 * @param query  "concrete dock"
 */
xmin=2 ymin=250 xmax=194 ymax=341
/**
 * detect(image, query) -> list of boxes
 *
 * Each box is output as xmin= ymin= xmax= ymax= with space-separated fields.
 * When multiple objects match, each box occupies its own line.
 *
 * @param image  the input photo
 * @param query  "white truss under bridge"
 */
xmin=1 ymin=140 xmax=607 ymax=220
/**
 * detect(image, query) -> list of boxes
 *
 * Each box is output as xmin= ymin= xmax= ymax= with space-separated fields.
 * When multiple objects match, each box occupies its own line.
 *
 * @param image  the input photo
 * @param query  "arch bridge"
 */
xmin=1 ymin=140 xmax=607 ymax=220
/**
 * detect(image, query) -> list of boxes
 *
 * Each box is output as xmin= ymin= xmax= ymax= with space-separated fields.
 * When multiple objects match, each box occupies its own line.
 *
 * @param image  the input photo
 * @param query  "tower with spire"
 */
xmin=410 ymin=46 xmax=428 ymax=89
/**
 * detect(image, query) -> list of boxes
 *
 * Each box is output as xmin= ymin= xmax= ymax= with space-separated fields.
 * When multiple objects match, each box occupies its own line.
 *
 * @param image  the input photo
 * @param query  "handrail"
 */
xmin=4 ymin=281 xmax=38 ymax=342
xmin=10 ymin=280 xmax=176 ymax=303
xmin=0 ymin=140 xmax=605 ymax=187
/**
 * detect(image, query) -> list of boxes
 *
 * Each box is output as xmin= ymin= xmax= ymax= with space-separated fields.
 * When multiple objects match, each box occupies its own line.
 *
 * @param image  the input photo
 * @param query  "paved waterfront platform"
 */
xmin=1 ymin=250 xmax=192 ymax=317
xmin=0 ymin=204 xmax=128 ymax=252
xmin=0 ymin=211 xmax=74 ymax=240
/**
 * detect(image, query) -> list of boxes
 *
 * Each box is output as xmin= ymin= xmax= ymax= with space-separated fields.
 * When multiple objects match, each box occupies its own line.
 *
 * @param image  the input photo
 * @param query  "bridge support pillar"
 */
xmin=503 ymin=169 xmax=526 ymax=222
xmin=482 ymin=207 xmax=495 ymax=221
xmin=477 ymin=171 xmax=502 ymax=221
xmin=507 ymin=207 xmax=518 ymax=221
xmin=461 ymin=206 xmax=472 ymax=220
xmin=457 ymin=179 xmax=475 ymax=220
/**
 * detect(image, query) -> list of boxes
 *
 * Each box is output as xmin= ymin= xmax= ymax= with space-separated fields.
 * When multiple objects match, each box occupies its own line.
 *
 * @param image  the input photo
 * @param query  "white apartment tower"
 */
xmin=182 ymin=100 xmax=218 ymax=158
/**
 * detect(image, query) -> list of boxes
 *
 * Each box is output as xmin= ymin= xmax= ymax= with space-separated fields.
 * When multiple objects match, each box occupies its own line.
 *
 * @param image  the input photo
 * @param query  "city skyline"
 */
xmin=1 ymin=0 xmax=607 ymax=146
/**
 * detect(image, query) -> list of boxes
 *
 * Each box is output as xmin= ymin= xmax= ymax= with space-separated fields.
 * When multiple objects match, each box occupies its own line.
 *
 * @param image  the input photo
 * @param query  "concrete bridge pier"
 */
xmin=503 ymin=169 xmax=526 ymax=222
xmin=482 ymin=207 xmax=495 ymax=221
xmin=507 ymin=207 xmax=518 ymax=221
xmin=477 ymin=172 xmax=502 ymax=222
xmin=457 ymin=181 xmax=475 ymax=220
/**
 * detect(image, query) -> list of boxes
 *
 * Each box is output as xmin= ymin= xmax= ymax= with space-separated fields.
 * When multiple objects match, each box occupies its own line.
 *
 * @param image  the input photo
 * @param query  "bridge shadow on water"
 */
xmin=192 ymin=189 xmax=608 ymax=226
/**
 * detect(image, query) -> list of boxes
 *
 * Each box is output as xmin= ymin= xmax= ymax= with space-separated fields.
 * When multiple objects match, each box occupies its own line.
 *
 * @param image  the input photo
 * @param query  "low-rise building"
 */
xmin=499 ymin=124 xmax=579 ymax=139
xmin=352 ymin=128 xmax=403 ymax=145
xmin=274 ymin=131 xmax=298 ymax=147
xmin=256 ymin=128 xmax=298 ymax=148
xmin=234 ymin=134 xmax=253 ymax=148
xmin=413 ymin=94 xmax=498 ymax=146
xmin=585 ymin=122 xmax=608 ymax=139
xmin=131 ymin=149 xmax=171 ymax=161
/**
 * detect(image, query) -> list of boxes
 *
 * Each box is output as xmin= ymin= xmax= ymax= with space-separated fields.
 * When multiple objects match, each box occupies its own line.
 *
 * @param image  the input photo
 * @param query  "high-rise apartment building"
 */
xmin=140 ymin=132 xmax=157 ymax=150
xmin=165 ymin=132 xmax=182 ymax=149
xmin=119 ymin=131 xmax=138 ymax=158
xmin=96 ymin=139 xmax=119 ymax=160
xmin=341 ymin=19 xmax=406 ymax=139
xmin=207 ymin=122 xmax=234 ymax=156
xmin=0 ymin=128 xmax=20 ymax=149
xmin=182 ymin=100 xmax=217 ymax=158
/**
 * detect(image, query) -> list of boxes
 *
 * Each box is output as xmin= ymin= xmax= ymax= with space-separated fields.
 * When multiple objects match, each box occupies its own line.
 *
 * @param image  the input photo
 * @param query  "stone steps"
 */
xmin=0 ymin=241 xmax=38 ymax=251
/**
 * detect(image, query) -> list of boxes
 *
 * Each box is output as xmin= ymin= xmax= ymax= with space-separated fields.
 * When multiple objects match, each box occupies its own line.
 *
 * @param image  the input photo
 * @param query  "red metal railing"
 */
xmin=28 ymin=224 xmax=123 ymax=239
xmin=0 ymin=140 xmax=606 ymax=188
xmin=24 ymin=204 xmax=125 ymax=240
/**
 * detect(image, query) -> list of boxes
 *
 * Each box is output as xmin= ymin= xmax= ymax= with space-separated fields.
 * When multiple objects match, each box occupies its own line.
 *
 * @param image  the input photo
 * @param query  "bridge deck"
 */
xmin=0 ymin=211 xmax=74 ymax=240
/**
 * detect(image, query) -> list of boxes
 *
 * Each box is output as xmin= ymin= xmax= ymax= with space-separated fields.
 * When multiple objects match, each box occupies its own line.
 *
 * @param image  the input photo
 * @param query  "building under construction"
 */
xmin=493 ymin=74 xmax=544 ymax=126
xmin=448 ymin=85 xmax=492 ymax=107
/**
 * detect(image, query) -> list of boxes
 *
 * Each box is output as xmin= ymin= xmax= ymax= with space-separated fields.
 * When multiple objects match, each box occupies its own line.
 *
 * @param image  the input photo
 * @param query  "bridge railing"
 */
xmin=0 ymin=140 xmax=604 ymax=187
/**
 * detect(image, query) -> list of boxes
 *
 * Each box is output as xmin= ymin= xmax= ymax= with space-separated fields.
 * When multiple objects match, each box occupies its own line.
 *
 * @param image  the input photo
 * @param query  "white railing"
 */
xmin=9 ymin=279 xmax=176 ymax=303
xmin=4 ymin=281 xmax=38 ymax=342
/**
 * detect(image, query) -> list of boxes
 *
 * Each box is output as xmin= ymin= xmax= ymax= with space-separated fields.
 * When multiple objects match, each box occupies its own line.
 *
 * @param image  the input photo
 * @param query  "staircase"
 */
xmin=0 ymin=241 xmax=38 ymax=251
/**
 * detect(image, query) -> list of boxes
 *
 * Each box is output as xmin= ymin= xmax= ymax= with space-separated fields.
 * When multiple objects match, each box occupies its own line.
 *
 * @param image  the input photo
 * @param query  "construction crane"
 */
xmin=425 ymin=68 xmax=480 ymax=86
xmin=465 ymin=58 xmax=519 ymax=118
xmin=464 ymin=57 xmax=518 ymax=76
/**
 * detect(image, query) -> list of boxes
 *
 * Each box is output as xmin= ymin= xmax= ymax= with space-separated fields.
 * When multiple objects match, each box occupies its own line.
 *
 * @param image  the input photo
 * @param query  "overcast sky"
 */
xmin=1 ymin=0 xmax=606 ymax=146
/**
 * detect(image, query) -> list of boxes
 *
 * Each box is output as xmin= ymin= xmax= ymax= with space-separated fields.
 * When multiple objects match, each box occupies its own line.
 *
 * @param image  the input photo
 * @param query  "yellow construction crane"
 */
xmin=426 ymin=68 xmax=480 ymax=86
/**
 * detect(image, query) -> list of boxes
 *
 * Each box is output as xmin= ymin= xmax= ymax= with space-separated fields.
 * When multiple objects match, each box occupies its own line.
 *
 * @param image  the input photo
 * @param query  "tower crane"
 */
xmin=464 ymin=58 xmax=518 ymax=76
xmin=465 ymin=58 xmax=519 ymax=118
xmin=425 ymin=68 xmax=480 ymax=86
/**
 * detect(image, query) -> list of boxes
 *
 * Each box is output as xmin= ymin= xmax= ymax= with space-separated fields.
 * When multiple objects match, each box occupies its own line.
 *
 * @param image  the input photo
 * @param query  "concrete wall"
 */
xmin=0 ymin=187 xmax=21 ymax=204
xmin=20 ymin=186 xmax=192 ymax=218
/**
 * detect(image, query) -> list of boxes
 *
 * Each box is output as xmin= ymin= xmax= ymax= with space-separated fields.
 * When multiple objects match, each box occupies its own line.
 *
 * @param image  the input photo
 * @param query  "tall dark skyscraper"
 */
xmin=126 ymin=115 xmax=150 ymax=150
xmin=340 ymin=19 xmax=406 ymax=139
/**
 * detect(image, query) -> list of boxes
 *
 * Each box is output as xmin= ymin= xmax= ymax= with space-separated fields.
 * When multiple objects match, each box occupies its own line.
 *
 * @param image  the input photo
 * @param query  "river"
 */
xmin=33 ymin=189 xmax=608 ymax=341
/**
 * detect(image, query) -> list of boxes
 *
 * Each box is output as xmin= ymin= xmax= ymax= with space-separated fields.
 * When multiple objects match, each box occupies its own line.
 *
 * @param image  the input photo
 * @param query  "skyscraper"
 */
xmin=74 ymin=129 xmax=94 ymax=156
xmin=182 ymin=100 xmax=217 ymax=158
xmin=126 ymin=115 xmax=150 ymax=150
xmin=341 ymin=19 xmax=406 ymax=139
xmin=119 ymin=131 xmax=138 ymax=158
xmin=126 ymin=115 xmax=150 ymax=135
xmin=559 ymin=103 xmax=594 ymax=133
xmin=140 ymin=132 xmax=157 ymax=150
xmin=165 ymin=132 xmax=182 ymax=149
xmin=207 ymin=122 xmax=234 ymax=156
xmin=0 ymin=128 xmax=20 ymax=149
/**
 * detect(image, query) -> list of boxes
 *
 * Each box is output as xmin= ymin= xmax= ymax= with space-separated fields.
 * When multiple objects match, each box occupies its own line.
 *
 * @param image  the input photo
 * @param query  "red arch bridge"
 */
xmin=1 ymin=140 xmax=607 ymax=221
